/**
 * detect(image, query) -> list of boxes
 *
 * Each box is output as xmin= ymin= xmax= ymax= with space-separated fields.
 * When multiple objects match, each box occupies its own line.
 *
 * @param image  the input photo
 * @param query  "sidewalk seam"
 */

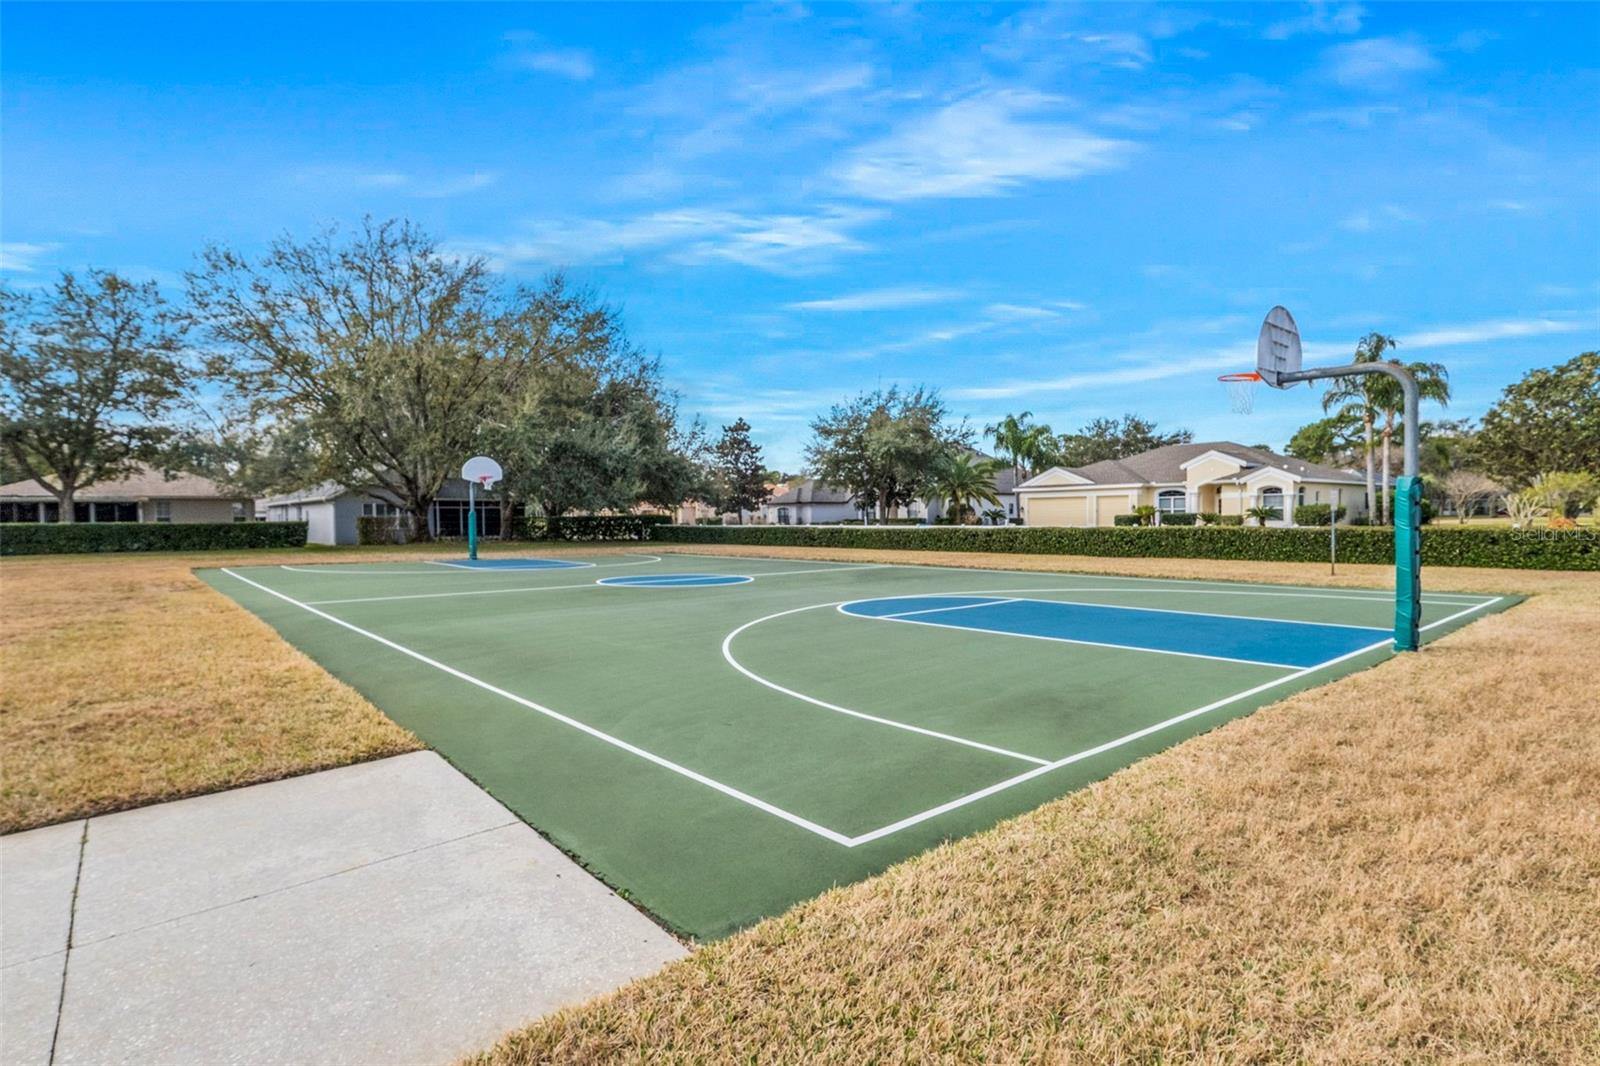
xmin=69 ymin=819 xmax=522 ymax=951
xmin=46 ymin=818 xmax=88 ymax=1066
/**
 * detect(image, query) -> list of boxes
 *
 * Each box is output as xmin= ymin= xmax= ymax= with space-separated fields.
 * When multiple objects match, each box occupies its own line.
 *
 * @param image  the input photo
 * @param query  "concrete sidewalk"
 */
xmin=0 ymin=752 xmax=686 ymax=1065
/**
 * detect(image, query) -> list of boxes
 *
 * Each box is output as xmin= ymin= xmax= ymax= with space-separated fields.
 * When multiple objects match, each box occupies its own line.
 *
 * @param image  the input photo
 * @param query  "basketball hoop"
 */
xmin=1219 ymin=371 xmax=1263 ymax=414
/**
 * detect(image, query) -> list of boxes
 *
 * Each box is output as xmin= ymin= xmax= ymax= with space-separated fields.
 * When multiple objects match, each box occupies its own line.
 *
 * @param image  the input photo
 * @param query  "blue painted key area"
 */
xmin=840 ymin=596 xmax=1387 ymax=668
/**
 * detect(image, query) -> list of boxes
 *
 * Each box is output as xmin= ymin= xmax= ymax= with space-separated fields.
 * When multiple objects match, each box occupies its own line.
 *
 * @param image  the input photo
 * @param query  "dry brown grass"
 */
xmin=0 ymin=545 xmax=632 ymax=833
xmin=473 ymin=546 xmax=1600 ymax=1064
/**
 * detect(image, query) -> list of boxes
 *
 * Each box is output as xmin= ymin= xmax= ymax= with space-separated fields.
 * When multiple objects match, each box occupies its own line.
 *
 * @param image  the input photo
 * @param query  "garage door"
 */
xmin=1025 ymin=496 xmax=1088 ymax=526
xmin=1096 ymin=496 xmax=1130 ymax=526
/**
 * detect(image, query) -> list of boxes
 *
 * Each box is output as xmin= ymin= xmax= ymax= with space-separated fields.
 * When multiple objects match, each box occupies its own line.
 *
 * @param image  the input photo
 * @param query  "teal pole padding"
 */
xmin=1393 ymin=475 xmax=1422 ymax=651
xmin=467 ymin=481 xmax=478 ymax=561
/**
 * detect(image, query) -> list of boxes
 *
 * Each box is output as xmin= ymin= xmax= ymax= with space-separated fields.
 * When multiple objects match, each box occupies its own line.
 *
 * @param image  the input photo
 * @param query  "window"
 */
xmin=88 ymin=502 xmax=136 ymax=522
xmin=232 ymin=501 xmax=248 ymax=523
xmin=361 ymin=501 xmax=403 ymax=518
xmin=0 ymin=502 xmax=40 ymax=523
xmin=154 ymin=501 xmax=172 ymax=523
xmin=1258 ymin=486 xmax=1284 ymax=519
xmin=1156 ymin=490 xmax=1188 ymax=514
xmin=777 ymin=507 xmax=790 ymax=525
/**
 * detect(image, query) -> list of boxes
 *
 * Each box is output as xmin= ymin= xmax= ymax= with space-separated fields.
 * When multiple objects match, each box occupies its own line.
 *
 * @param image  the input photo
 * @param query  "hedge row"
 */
xmin=651 ymin=523 xmax=1599 ymax=570
xmin=0 ymin=521 xmax=309 ymax=556
xmin=526 ymin=514 xmax=670 ymax=541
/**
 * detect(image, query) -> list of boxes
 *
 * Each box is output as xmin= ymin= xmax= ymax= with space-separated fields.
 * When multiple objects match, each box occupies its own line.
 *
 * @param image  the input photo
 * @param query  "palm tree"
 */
xmin=1369 ymin=360 xmax=1451 ymax=520
xmin=1321 ymin=333 xmax=1395 ymax=524
xmin=930 ymin=452 xmax=1004 ymax=524
xmin=1245 ymin=505 xmax=1278 ymax=527
xmin=983 ymin=411 xmax=1054 ymax=486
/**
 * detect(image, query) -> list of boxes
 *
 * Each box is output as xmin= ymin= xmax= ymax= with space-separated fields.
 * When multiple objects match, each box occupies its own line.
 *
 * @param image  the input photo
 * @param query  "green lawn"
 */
xmin=202 ymin=551 xmax=1512 ymax=939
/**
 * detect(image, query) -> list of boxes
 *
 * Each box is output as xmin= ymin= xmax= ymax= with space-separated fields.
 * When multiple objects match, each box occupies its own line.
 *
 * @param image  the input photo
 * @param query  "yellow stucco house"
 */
xmin=1015 ymin=441 xmax=1368 ymax=528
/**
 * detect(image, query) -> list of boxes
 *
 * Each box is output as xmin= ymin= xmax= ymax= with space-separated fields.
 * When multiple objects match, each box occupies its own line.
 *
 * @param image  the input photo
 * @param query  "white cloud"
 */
xmin=1323 ymin=37 xmax=1439 ymax=91
xmin=459 ymin=205 xmax=883 ymax=276
xmin=292 ymin=167 xmax=500 ymax=199
xmin=950 ymin=350 xmax=1253 ymax=401
xmin=1401 ymin=318 xmax=1591 ymax=349
xmin=0 ymin=242 xmax=61 ymax=273
xmin=787 ymin=286 xmax=960 ymax=312
xmin=833 ymin=90 xmax=1133 ymax=201
xmin=1339 ymin=204 xmax=1420 ymax=232
xmin=504 ymin=38 xmax=595 ymax=80
xmin=1264 ymin=3 xmax=1366 ymax=40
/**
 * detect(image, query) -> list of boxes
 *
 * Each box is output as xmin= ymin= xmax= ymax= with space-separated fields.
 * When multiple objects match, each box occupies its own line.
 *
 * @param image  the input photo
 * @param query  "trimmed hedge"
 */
xmin=356 ymin=515 xmax=415 ymax=545
xmin=651 ymin=523 xmax=1599 ymax=570
xmin=1294 ymin=504 xmax=1348 ymax=526
xmin=0 ymin=521 xmax=308 ymax=556
xmin=525 ymin=514 xmax=666 ymax=541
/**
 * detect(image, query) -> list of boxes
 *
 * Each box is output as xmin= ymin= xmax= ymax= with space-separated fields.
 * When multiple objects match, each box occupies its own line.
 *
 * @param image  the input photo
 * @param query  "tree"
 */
xmin=1245 ymin=505 xmax=1278 ymax=527
xmin=1286 ymin=412 xmax=1361 ymax=464
xmin=1526 ymin=470 xmax=1599 ymax=520
xmin=805 ymin=386 xmax=969 ymax=520
xmin=711 ymin=418 xmax=771 ymax=523
xmin=1051 ymin=414 xmax=1191 ymax=468
xmin=1368 ymin=356 xmax=1450 ymax=520
xmin=174 ymin=417 xmax=325 ymax=498
xmin=1475 ymin=353 xmax=1600 ymax=488
xmin=1440 ymin=469 xmax=1500 ymax=523
xmin=188 ymin=220 xmax=524 ymax=536
xmin=0 ymin=271 xmax=192 ymax=521
xmin=929 ymin=451 xmax=1003 ymax=523
xmin=1321 ymin=332 xmax=1395 ymax=525
xmin=983 ymin=411 xmax=1054 ymax=484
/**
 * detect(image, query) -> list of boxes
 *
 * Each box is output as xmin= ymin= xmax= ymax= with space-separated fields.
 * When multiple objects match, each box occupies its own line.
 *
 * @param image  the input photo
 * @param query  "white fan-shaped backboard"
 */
xmin=1256 ymin=306 xmax=1303 ymax=388
xmin=461 ymin=455 xmax=503 ymax=487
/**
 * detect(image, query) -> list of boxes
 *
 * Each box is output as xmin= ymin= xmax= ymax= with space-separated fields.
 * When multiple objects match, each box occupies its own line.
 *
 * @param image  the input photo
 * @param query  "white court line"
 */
xmin=882 ymin=598 xmax=1019 ymax=620
xmin=427 ymin=559 xmax=596 ymax=571
xmin=222 ymin=568 xmax=854 ymax=846
xmin=303 ymin=561 xmax=882 ymax=605
xmin=278 ymin=554 xmax=663 ymax=576
xmin=720 ymin=604 xmax=1052 ymax=767
xmin=853 ymin=592 xmax=1390 ymax=634
xmin=654 ymin=550 xmax=1496 ymax=605
xmin=844 ymin=595 xmax=1506 ymax=846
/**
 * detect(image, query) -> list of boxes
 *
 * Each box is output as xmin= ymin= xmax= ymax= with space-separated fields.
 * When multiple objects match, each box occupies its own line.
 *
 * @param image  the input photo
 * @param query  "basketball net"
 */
xmin=1219 ymin=372 xmax=1262 ymax=414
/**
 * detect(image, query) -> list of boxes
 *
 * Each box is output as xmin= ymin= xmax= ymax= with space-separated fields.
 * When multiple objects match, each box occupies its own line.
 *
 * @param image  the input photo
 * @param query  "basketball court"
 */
xmin=201 ymin=553 xmax=1511 ymax=939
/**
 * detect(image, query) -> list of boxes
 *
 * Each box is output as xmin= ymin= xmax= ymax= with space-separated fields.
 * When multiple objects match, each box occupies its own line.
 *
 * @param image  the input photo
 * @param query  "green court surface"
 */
xmin=201 ymin=552 xmax=1513 ymax=939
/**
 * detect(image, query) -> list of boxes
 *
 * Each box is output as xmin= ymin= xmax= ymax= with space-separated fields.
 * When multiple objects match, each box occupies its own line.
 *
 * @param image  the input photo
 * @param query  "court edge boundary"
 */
xmin=219 ymin=567 xmax=1502 ymax=849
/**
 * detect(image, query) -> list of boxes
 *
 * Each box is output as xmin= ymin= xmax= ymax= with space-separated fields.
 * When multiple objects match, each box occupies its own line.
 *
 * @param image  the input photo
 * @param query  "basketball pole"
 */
xmin=467 ymin=480 xmax=478 ymax=562
xmin=1277 ymin=362 xmax=1421 ymax=651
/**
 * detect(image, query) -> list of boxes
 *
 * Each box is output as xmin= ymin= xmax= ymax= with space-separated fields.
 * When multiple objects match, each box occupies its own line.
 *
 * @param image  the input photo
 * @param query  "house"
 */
xmin=264 ymin=477 xmax=522 ymax=545
xmin=760 ymin=466 xmax=1021 ymax=526
xmin=762 ymin=478 xmax=864 ymax=525
xmin=1014 ymin=442 xmax=1367 ymax=528
xmin=0 ymin=465 xmax=255 ymax=524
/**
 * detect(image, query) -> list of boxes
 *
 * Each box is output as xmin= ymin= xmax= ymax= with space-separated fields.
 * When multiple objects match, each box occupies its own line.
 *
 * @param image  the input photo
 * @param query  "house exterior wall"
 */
xmin=160 ymin=498 xmax=242 ymax=524
xmin=1183 ymin=456 xmax=1243 ymax=489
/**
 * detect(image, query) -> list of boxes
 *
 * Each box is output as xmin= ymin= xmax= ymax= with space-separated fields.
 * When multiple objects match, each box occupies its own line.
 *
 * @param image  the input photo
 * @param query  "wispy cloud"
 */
xmin=1339 ymin=203 xmax=1420 ymax=232
xmin=1402 ymin=318 xmax=1591 ymax=349
xmin=0 ymin=242 xmax=62 ymax=273
xmin=787 ymin=286 xmax=960 ymax=312
xmin=1323 ymin=37 xmax=1439 ymax=91
xmin=510 ymin=47 xmax=594 ymax=80
xmin=459 ymin=205 xmax=883 ymax=275
xmin=291 ymin=167 xmax=500 ymax=199
xmin=832 ymin=89 xmax=1132 ymax=201
xmin=1264 ymin=3 xmax=1366 ymax=41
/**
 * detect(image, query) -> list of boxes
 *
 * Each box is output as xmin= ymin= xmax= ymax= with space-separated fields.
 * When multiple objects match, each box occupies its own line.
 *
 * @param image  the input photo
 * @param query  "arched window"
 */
xmin=1156 ymin=489 xmax=1187 ymax=514
xmin=1259 ymin=486 xmax=1284 ymax=519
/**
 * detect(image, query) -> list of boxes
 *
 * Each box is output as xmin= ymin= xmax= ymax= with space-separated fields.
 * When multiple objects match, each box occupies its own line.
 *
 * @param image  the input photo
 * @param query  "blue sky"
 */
xmin=4 ymin=2 xmax=1597 ymax=468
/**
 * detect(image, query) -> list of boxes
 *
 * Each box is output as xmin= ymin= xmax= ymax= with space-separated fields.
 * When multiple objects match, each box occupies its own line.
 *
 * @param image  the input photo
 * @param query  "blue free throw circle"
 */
xmin=596 ymin=573 xmax=753 ymax=588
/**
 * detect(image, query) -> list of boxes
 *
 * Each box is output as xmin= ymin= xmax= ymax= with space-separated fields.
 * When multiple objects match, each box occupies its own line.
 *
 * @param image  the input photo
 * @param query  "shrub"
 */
xmin=1131 ymin=505 xmax=1157 ymax=527
xmin=694 ymin=516 xmax=724 ymax=525
xmin=651 ymin=523 xmax=1599 ymax=570
xmin=1197 ymin=512 xmax=1222 ymax=526
xmin=1112 ymin=514 xmax=1140 ymax=527
xmin=525 ymin=515 xmax=658 ymax=541
xmin=357 ymin=515 xmax=415 ymax=545
xmin=0 ymin=521 xmax=308 ymax=556
xmin=1215 ymin=514 xmax=1244 ymax=527
xmin=1158 ymin=512 xmax=1199 ymax=526
xmin=1293 ymin=504 xmax=1348 ymax=526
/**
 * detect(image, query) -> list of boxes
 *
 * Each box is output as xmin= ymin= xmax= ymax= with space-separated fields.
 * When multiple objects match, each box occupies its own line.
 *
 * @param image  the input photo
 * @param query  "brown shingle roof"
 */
xmin=0 ymin=464 xmax=250 ymax=501
xmin=1060 ymin=442 xmax=1363 ymax=486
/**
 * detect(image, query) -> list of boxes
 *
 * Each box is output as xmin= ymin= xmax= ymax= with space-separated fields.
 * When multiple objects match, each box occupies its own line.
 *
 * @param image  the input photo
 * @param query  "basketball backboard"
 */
xmin=1256 ymin=306 xmax=1302 ymax=388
